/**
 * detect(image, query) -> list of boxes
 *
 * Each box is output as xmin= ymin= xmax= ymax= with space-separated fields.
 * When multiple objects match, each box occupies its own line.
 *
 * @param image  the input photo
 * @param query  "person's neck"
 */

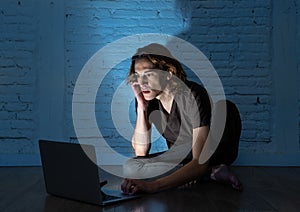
xmin=156 ymin=88 xmax=175 ymax=114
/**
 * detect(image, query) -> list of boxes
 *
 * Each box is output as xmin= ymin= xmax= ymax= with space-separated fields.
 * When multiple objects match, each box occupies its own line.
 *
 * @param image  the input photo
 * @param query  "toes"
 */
xmin=210 ymin=172 xmax=216 ymax=181
xmin=210 ymin=164 xmax=243 ymax=191
xmin=230 ymin=175 xmax=243 ymax=191
xmin=232 ymin=182 xmax=243 ymax=191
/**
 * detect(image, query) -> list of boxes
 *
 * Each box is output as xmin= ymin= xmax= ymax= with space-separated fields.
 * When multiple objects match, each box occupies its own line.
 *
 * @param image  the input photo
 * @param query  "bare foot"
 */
xmin=210 ymin=164 xmax=243 ymax=191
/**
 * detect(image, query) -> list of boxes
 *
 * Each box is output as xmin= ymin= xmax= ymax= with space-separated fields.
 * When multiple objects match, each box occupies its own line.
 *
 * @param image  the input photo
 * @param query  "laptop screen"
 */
xmin=39 ymin=140 xmax=103 ymax=205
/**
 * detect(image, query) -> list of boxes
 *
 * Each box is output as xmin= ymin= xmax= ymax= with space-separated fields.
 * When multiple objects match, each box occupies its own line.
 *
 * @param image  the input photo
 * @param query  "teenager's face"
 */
xmin=133 ymin=58 xmax=166 ymax=100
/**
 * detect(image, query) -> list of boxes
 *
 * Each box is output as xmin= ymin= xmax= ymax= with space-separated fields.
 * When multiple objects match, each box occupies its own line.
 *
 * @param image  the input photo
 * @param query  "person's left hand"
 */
xmin=121 ymin=178 xmax=158 ymax=195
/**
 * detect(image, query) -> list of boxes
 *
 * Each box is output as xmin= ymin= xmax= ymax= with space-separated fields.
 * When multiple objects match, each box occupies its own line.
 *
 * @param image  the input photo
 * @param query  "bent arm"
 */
xmin=122 ymin=126 xmax=210 ymax=194
xmin=130 ymin=83 xmax=152 ymax=156
xmin=154 ymin=126 xmax=209 ymax=191
xmin=132 ymin=106 xmax=151 ymax=156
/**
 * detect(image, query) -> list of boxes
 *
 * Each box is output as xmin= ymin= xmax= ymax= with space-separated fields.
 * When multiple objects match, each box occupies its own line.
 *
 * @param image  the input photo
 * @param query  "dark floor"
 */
xmin=0 ymin=166 xmax=299 ymax=212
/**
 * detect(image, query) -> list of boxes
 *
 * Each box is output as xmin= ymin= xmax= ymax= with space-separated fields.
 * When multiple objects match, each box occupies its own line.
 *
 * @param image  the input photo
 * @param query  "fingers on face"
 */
xmin=131 ymin=81 xmax=140 ymax=87
xmin=131 ymin=82 xmax=140 ymax=91
xmin=131 ymin=83 xmax=143 ymax=96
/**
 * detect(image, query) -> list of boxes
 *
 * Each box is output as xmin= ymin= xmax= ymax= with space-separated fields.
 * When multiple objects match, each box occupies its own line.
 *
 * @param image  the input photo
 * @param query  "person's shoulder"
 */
xmin=175 ymin=80 xmax=206 ymax=108
xmin=185 ymin=80 xmax=208 ymax=96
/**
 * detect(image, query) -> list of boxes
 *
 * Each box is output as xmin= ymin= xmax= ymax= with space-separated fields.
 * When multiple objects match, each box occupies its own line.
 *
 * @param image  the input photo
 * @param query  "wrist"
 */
xmin=137 ymin=104 xmax=147 ymax=113
xmin=150 ymin=181 xmax=160 ymax=193
xmin=134 ymin=145 xmax=149 ymax=156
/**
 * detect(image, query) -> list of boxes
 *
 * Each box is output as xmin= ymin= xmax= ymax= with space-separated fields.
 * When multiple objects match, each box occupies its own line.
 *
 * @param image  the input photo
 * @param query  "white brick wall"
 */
xmin=65 ymin=0 xmax=274 ymax=155
xmin=179 ymin=0 xmax=273 ymax=147
xmin=0 ymin=0 xmax=38 ymax=155
xmin=0 ymin=0 xmax=299 ymax=165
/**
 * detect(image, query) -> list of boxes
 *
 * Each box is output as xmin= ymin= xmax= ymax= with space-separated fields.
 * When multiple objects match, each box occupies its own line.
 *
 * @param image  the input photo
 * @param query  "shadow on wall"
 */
xmin=95 ymin=0 xmax=272 ymax=157
xmin=169 ymin=0 xmax=273 ymax=147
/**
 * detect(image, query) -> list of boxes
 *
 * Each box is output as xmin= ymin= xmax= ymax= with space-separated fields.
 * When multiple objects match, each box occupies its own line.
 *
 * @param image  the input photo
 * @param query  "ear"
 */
xmin=167 ymin=71 xmax=173 ymax=80
xmin=166 ymin=65 xmax=175 ymax=80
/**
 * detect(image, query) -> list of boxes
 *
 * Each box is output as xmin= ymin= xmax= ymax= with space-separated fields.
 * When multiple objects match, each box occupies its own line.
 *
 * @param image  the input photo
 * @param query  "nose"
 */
xmin=137 ymin=74 xmax=148 ymax=85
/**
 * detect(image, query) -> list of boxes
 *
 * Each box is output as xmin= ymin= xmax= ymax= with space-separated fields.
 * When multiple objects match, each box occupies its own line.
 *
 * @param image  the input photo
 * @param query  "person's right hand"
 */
xmin=131 ymin=82 xmax=148 ymax=111
xmin=121 ymin=178 xmax=158 ymax=195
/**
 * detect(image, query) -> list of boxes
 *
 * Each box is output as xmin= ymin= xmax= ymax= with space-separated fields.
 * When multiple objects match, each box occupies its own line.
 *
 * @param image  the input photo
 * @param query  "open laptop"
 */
xmin=39 ymin=140 xmax=140 ymax=206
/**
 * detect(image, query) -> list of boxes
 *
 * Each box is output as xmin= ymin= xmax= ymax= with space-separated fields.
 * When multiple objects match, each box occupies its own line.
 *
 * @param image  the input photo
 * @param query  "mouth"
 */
xmin=142 ymin=90 xmax=151 ymax=94
xmin=141 ymin=86 xmax=151 ymax=94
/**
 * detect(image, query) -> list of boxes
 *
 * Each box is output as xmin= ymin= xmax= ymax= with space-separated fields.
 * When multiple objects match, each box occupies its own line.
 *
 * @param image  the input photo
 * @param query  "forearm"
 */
xmin=154 ymin=159 xmax=209 ymax=192
xmin=132 ymin=107 xmax=151 ymax=156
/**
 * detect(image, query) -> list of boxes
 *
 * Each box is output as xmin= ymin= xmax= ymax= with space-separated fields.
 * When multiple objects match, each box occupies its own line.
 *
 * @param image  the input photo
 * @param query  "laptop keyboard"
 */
xmin=101 ymin=190 xmax=122 ymax=201
xmin=103 ymin=194 xmax=122 ymax=201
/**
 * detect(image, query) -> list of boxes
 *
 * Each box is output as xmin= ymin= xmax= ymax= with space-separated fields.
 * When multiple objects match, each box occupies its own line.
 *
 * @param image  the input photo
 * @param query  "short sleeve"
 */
xmin=188 ymin=82 xmax=212 ymax=128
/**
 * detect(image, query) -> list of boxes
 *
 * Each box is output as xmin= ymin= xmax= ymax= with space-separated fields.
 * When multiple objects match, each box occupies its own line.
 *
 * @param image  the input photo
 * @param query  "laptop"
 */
xmin=39 ymin=140 xmax=140 ymax=206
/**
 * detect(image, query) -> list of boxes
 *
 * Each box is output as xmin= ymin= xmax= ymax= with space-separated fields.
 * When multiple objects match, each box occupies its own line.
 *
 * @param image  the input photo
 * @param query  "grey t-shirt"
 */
xmin=142 ymin=80 xmax=211 ymax=162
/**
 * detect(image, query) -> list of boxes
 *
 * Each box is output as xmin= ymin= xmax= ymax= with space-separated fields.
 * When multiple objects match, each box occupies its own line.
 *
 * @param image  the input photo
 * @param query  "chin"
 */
xmin=143 ymin=95 xmax=156 ymax=101
xmin=142 ymin=92 xmax=156 ymax=101
xmin=143 ymin=89 xmax=161 ymax=101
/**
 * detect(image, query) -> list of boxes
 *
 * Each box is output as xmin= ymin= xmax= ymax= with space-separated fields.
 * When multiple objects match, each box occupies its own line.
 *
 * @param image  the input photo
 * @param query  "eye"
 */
xmin=145 ymin=72 xmax=154 ymax=77
xmin=134 ymin=72 xmax=141 ymax=78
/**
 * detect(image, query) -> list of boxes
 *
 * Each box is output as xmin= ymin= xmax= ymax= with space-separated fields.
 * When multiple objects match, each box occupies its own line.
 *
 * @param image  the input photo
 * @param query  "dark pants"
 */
xmin=208 ymin=100 xmax=242 ymax=166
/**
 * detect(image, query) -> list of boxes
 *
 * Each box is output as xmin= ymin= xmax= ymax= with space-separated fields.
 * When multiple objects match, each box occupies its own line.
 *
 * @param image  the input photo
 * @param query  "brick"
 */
xmin=0 ymin=111 xmax=16 ymax=120
xmin=3 ymin=103 xmax=28 ymax=112
xmin=1 ymin=0 xmax=282 ymax=157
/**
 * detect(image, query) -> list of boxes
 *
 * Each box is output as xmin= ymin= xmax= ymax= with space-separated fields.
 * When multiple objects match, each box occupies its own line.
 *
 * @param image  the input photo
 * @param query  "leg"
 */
xmin=123 ymin=153 xmax=181 ymax=180
xmin=209 ymin=100 xmax=243 ymax=191
xmin=124 ymin=141 xmax=193 ymax=180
